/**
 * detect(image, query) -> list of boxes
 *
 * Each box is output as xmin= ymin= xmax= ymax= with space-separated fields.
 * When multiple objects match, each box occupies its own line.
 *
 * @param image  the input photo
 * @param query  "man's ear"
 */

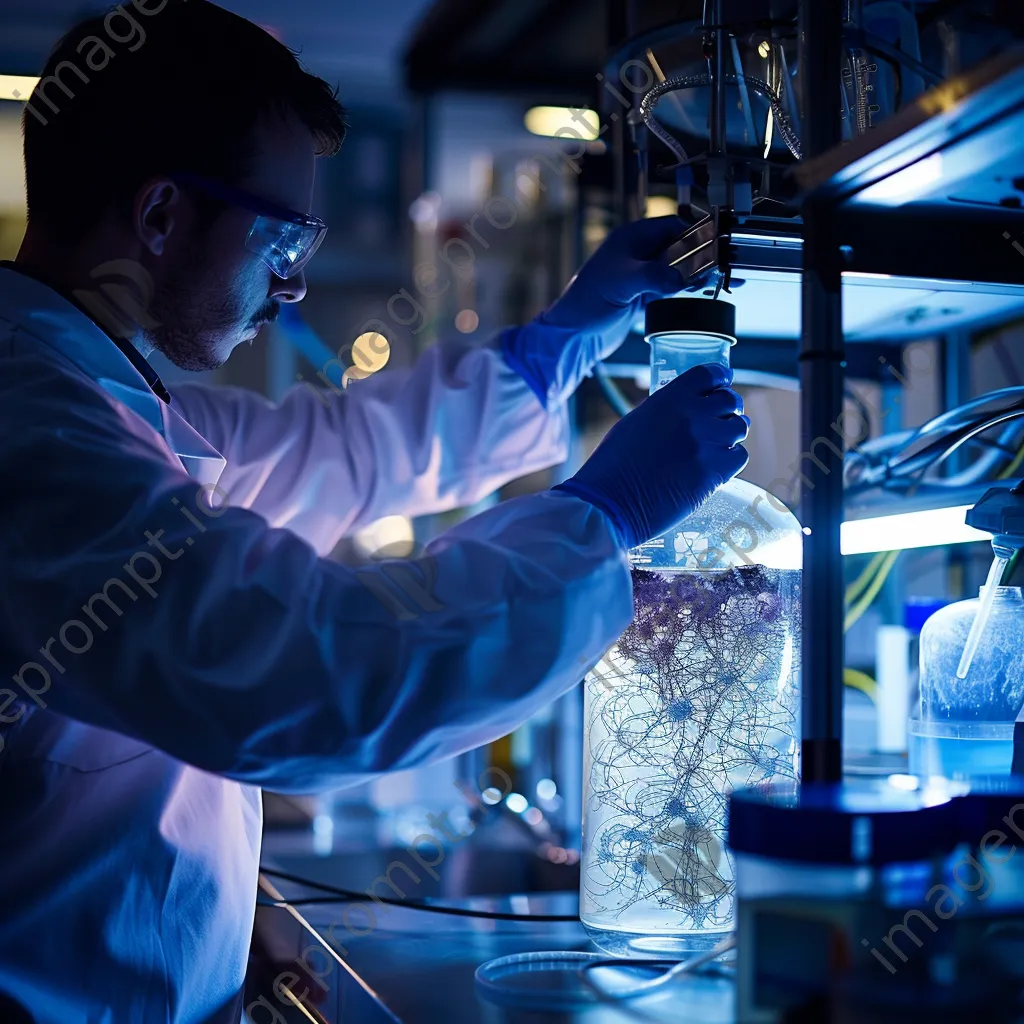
xmin=134 ymin=178 xmax=180 ymax=257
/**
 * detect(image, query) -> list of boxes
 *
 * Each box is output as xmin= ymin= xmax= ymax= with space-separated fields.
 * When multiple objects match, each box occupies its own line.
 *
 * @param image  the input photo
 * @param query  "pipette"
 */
xmin=958 ymin=481 xmax=1024 ymax=680
xmin=956 ymin=544 xmax=1010 ymax=680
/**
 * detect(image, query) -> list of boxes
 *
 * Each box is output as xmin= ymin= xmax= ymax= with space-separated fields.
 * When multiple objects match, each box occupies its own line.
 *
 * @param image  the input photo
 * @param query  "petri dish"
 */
xmin=475 ymin=951 xmax=609 ymax=1009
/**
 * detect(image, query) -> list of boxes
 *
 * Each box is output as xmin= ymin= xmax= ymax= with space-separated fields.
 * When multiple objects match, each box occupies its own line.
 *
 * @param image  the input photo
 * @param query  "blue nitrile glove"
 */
xmin=501 ymin=215 xmax=686 ymax=407
xmin=554 ymin=364 xmax=750 ymax=549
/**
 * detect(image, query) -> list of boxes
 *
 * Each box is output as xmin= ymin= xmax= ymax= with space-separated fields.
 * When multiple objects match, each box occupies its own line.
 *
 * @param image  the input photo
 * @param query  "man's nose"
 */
xmin=269 ymin=271 xmax=307 ymax=303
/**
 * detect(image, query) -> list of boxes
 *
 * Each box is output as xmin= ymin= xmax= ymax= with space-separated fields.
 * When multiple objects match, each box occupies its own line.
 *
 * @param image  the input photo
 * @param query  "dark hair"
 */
xmin=23 ymin=0 xmax=347 ymax=240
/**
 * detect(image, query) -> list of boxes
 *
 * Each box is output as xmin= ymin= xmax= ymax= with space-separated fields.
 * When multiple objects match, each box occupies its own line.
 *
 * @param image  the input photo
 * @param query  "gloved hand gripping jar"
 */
xmin=580 ymin=299 xmax=803 ymax=957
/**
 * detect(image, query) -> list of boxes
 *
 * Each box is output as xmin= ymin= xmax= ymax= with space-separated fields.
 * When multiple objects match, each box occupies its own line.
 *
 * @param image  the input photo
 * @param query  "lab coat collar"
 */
xmin=0 ymin=264 xmax=225 ymax=486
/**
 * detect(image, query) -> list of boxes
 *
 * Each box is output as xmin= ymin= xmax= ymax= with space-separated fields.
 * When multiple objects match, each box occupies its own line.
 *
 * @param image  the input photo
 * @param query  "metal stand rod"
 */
xmin=799 ymin=0 xmax=845 ymax=783
xmin=711 ymin=0 xmax=727 ymax=156
xmin=608 ymin=0 xmax=642 ymax=223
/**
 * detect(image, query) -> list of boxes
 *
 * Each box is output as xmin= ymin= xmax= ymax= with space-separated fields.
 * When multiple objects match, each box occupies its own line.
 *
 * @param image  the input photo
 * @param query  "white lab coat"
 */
xmin=0 ymin=266 xmax=633 ymax=1023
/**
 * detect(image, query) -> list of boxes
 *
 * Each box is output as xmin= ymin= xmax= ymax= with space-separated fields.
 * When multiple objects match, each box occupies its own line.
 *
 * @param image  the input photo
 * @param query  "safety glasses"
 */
xmin=171 ymin=171 xmax=327 ymax=280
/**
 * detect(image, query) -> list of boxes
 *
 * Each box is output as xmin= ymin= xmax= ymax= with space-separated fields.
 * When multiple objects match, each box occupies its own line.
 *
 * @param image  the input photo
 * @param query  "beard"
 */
xmin=144 ymin=267 xmax=280 ymax=372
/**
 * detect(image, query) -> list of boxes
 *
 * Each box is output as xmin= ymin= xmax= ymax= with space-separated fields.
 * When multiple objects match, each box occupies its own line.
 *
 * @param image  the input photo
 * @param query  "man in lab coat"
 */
xmin=0 ymin=2 xmax=748 ymax=1022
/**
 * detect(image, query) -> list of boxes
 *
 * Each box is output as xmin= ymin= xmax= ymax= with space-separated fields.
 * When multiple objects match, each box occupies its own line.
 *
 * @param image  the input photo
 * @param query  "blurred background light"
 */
xmin=525 ymin=105 xmax=600 ymax=141
xmin=645 ymin=196 xmax=678 ymax=218
xmin=454 ymin=309 xmax=479 ymax=333
xmin=505 ymin=792 xmax=528 ymax=814
xmin=0 ymin=75 xmax=36 ymax=102
xmin=535 ymin=778 xmax=557 ymax=801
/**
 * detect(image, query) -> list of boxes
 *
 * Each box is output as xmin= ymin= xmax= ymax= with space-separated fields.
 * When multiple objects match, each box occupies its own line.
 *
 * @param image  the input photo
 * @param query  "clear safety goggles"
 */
xmin=171 ymin=171 xmax=328 ymax=280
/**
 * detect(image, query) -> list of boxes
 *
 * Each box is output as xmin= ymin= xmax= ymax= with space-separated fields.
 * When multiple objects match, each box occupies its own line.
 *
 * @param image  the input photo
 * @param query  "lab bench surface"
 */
xmin=251 ymin=882 xmax=735 ymax=1024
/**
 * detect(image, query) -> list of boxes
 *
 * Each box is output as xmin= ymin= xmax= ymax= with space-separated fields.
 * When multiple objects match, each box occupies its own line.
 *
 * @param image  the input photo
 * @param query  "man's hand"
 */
xmin=543 ymin=214 xmax=687 ymax=348
xmin=500 ymin=216 xmax=685 ymax=407
xmin=554 ymin=363 xmax=749 ymax=550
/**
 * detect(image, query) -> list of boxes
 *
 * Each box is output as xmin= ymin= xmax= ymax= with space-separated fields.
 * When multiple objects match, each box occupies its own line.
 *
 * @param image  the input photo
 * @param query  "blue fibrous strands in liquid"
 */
xmin=582 ymin=564 xmax=801 ymax=939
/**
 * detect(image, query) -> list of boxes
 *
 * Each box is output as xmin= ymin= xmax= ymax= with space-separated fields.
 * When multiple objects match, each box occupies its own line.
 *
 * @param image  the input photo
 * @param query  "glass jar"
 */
xmin=909 ymin=587 xmax=1024 ymax=779
xmin=729 ymin=778 xmax=969 ymax=1024
xmin=580 ymin=299 xmax=802 ymax=957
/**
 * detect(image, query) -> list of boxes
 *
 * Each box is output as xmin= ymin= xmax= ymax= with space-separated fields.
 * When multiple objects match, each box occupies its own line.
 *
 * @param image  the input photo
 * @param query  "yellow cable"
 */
xmin=998 ymin=444 xmax=1024 ymax=480
xmin=845 ymin=551 xmax=887 ymax=604
xmin=843 ymin=667 xmax=878 ymax=703
xmin=845 ymin=550 xmax=900 ymax=631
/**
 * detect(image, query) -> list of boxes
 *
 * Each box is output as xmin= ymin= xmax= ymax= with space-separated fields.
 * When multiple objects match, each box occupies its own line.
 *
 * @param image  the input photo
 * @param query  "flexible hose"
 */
xmin=846 ymin=388 xmax=1024 ymax=493
xmin=640 ymin=73 xmax=804 ymax=161
xmin=845 ymin=550 xmax=900 ymax=630
xmin=849 ymin=50 xmax=870 ymax=135
xmin=887 ymin=410 xmax=1024 ymax=482
xmin=846 ymin=551 xmax=889 ymax=604
xmin=998 ymin=441 xmax=1024 ymax=480
xmin=844 ymin=667 xmax=879 ymax=701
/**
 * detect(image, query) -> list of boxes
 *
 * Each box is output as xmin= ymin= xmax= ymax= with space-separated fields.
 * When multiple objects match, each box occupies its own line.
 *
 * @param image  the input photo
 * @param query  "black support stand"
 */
xmin=799 ymin=0 xmax=846 ymax=783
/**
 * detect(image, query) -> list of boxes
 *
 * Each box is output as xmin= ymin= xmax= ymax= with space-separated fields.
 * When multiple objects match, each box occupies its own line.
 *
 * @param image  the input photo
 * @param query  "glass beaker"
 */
xmin=580 ymin=299 xmax=802 ymax=957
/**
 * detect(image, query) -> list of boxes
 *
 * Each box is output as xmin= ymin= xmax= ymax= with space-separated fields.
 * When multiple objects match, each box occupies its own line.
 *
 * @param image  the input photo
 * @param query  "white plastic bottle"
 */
xmin=909 ymin=586 xmax=1024 ymax=778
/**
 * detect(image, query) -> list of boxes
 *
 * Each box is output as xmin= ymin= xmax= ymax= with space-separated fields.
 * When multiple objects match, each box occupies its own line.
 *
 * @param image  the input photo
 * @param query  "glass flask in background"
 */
xmin=580 ymin=298 xmax=802 ymax=957
xmin=909 ymin=586 xmax=1024 ymax=779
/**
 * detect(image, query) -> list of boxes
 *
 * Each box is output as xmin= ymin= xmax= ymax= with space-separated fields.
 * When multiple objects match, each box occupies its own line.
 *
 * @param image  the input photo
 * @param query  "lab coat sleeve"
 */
xmin=2 ymin=357 xmax=630 ymax=792
xmin=169 ymin=337 xmax=570 ymax=554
